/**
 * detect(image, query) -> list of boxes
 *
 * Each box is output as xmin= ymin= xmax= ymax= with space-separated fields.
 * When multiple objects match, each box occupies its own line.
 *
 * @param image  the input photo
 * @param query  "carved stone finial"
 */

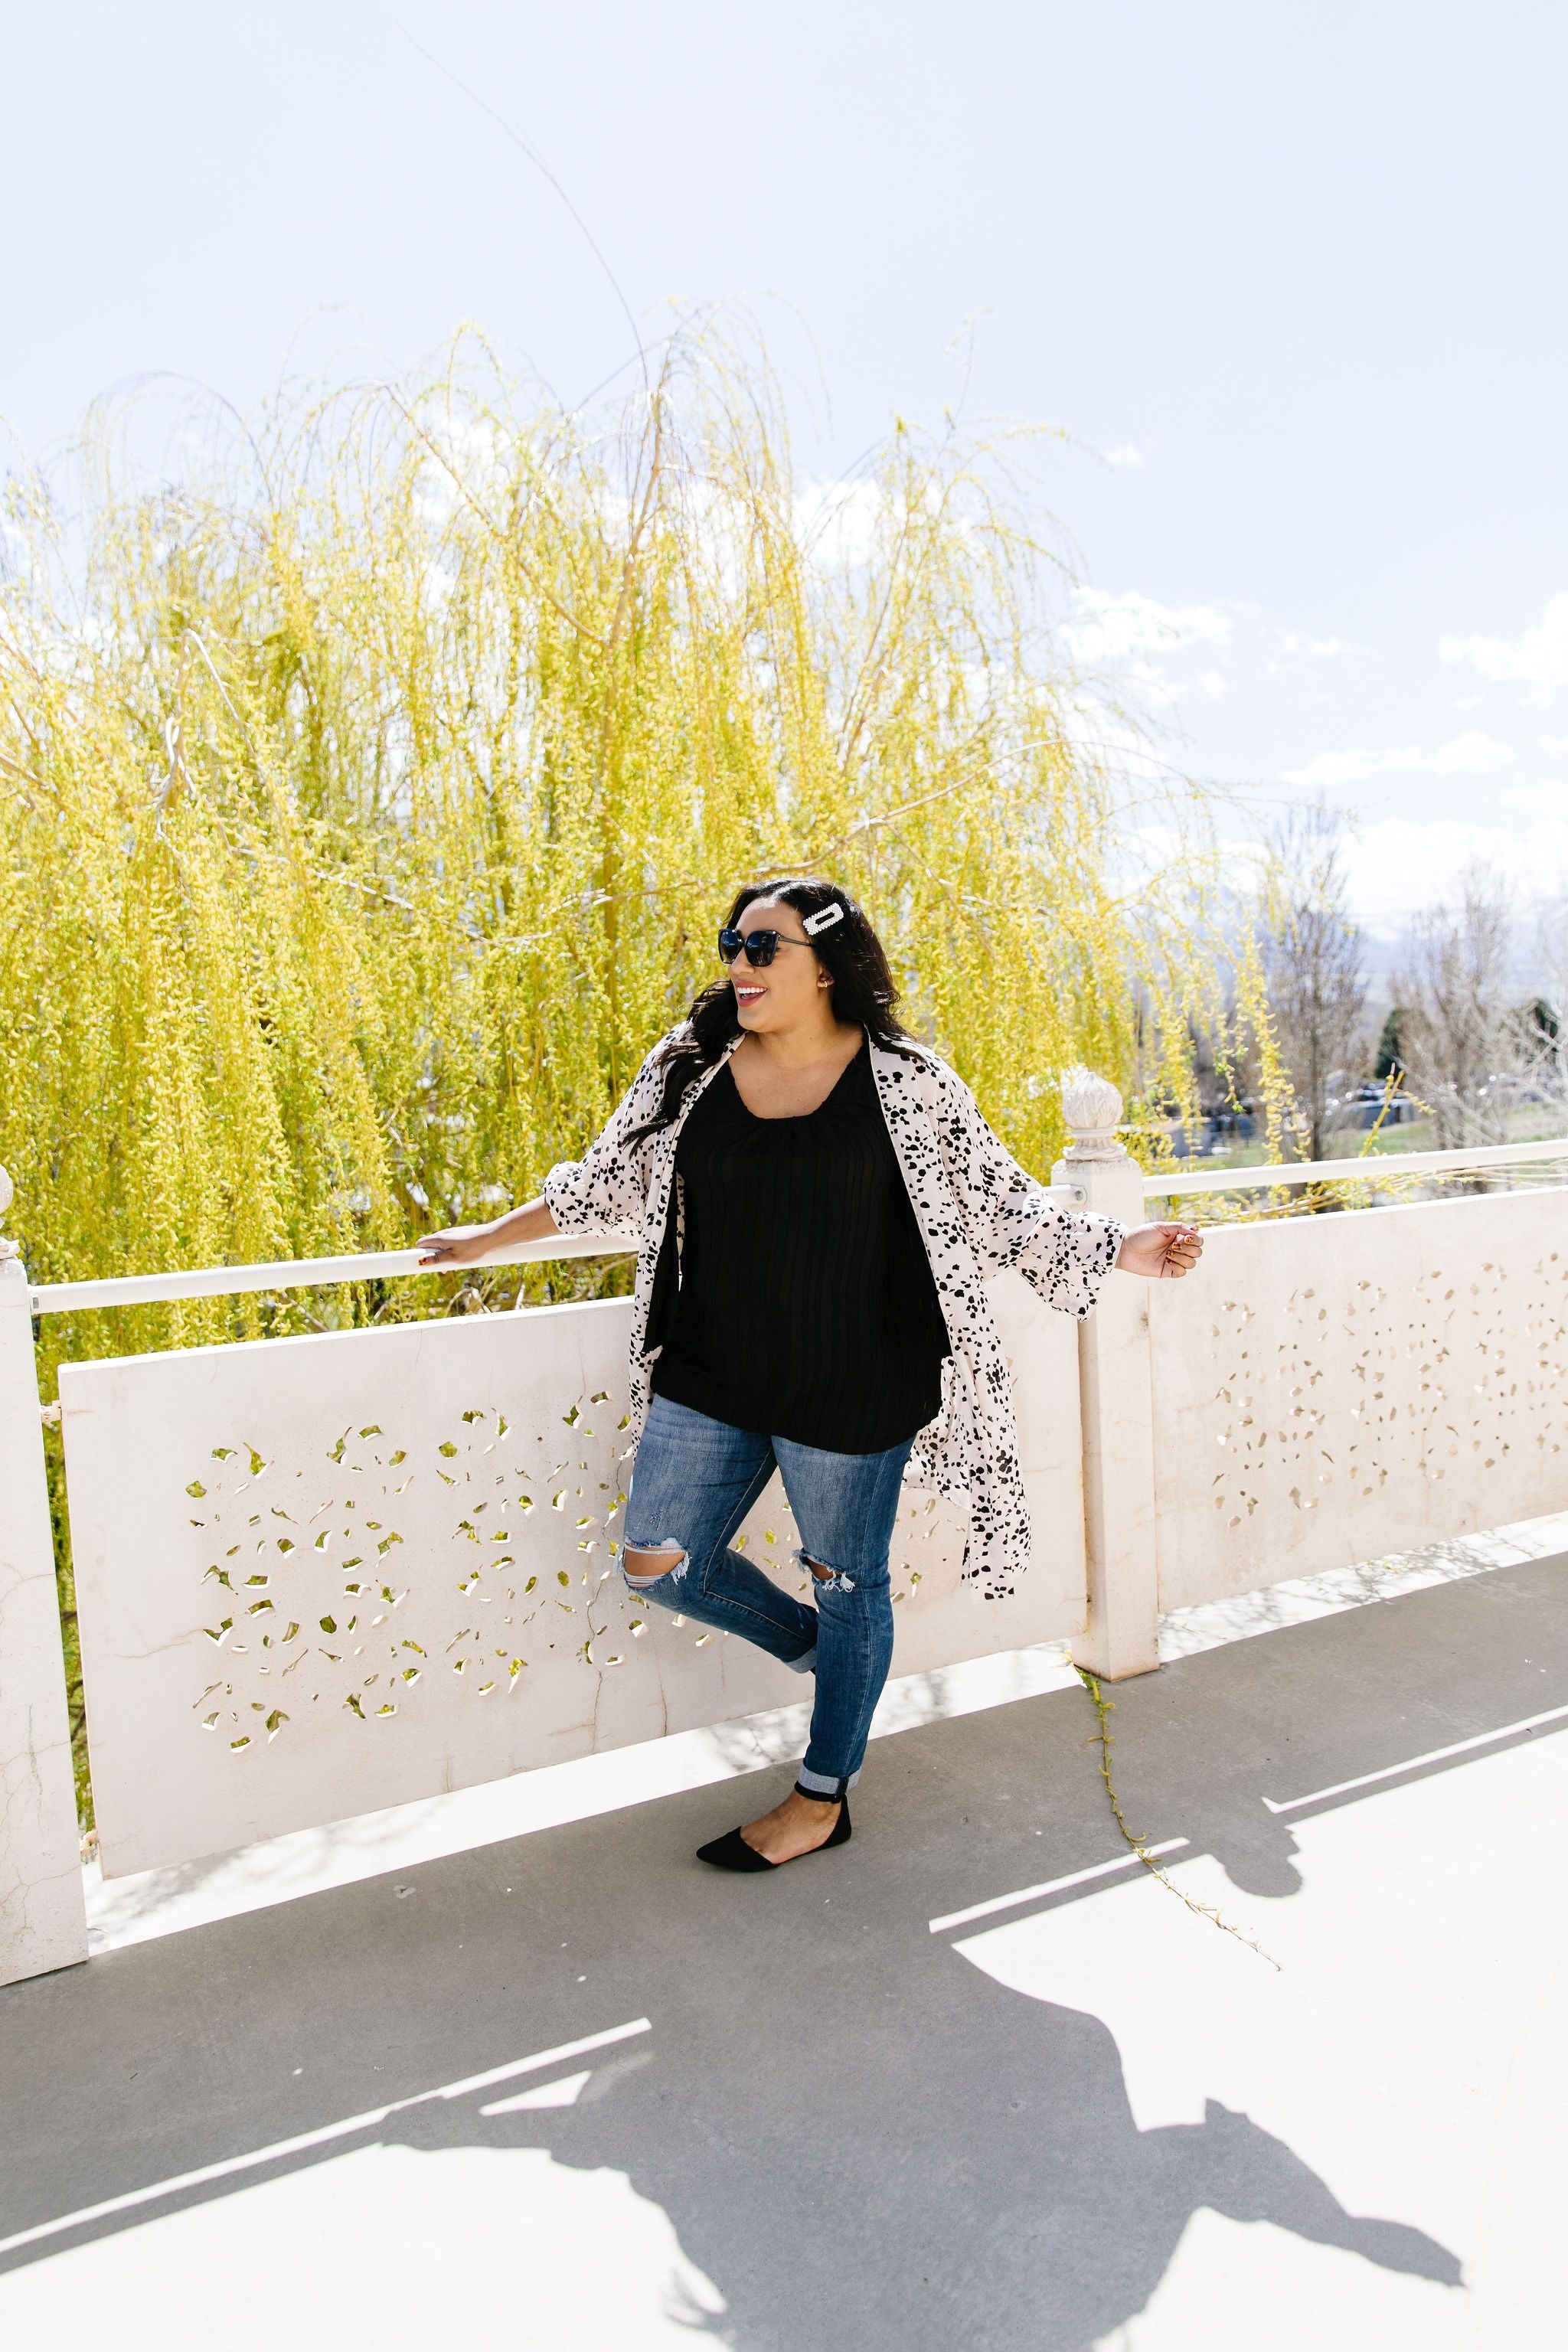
xmin=0 ymin=1165 xmax=12 ymax=1220
xmin=1060 ymin=1068 xmax=1128 ymax=1162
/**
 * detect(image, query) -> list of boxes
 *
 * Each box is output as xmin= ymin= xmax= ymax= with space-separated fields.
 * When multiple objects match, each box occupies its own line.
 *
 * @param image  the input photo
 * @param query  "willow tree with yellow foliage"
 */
xmin=2 ymin=317 xmax=1244 ymax=1370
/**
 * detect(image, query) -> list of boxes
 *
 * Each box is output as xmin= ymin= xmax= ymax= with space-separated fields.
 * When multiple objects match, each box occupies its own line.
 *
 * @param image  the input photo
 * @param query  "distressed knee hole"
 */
xmin=622 ymin=1542 xmax=687 ymax=1587
xmin=799 ymin=1550 xmax=856 ymax=1594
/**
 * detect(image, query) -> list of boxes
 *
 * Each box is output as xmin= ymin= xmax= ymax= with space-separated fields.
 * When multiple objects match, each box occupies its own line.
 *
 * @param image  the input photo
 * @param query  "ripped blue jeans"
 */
xmin=623 ymin=1394 xmax=912 ymax=1798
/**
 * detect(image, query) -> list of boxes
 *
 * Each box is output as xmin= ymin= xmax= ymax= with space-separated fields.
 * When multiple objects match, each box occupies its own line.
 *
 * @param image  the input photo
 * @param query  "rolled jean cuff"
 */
xmin=795 ymin=1766 xmax=858 ymax=1800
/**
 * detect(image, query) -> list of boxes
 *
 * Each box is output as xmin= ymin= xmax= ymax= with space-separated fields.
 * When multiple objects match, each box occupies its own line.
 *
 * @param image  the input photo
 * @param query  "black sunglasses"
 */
xmin=717 ymin=926 xmax=810 ymax=968
xmin=717 ymin=904 xmax=844 ymax=968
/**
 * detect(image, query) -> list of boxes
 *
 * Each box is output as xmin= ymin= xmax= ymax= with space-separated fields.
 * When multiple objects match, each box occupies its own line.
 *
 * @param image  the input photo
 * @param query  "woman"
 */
xmin=420 ymin=880 xmax=1202 ymax=1871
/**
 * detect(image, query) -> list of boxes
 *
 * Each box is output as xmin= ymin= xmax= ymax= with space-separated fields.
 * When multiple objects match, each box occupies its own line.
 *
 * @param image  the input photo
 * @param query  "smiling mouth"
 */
xmin=734 ymin=985 xmax=766 ymax=1004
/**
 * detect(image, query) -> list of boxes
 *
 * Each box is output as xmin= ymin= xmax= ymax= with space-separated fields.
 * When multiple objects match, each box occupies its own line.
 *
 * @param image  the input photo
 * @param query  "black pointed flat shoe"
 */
xmin=697 ymin=1799 xmax=851 ymax=1871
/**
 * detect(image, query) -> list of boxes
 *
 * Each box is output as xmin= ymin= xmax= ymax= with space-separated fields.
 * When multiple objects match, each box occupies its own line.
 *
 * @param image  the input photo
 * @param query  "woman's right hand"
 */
xmin=417 ymin=1194 xmax=558 ymax=1268
xmin=416 ymin=1223 xmax=497 ymax=1269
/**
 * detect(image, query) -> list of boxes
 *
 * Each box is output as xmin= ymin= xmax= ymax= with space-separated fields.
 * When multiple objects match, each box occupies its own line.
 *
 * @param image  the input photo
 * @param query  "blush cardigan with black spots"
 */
xmin=543 ymin=1027 xmax=1125 ymax=1599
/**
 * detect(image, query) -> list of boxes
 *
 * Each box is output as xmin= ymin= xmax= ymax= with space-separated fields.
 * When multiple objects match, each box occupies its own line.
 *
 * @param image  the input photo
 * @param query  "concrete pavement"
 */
xmin=2 ymin=1545 xmax=1566 ymax=2349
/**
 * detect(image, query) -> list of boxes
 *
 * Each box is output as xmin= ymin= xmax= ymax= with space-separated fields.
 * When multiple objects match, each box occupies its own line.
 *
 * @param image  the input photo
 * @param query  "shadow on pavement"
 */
xmin=377 ymin=1961 xmax=1459 ymax=2349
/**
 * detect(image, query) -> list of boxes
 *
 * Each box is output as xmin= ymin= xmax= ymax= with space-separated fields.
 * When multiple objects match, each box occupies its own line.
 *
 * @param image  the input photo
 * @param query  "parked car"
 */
xmin=1335 ymin=1085 xmax=1416 ymax=1130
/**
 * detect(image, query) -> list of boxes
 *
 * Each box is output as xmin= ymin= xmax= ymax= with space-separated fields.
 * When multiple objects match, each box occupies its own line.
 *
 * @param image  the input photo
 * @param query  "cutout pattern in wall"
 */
xmin=1200 ymin=1253 xmax=1566 ymax=1527
xmin=187 ymin=1392 xmax=634 ymax=1751
xmin=1152 ymin=1200 xmax=1568 ymax=1608
xmin=186 ymin=1398 xmax=963 ymax=1753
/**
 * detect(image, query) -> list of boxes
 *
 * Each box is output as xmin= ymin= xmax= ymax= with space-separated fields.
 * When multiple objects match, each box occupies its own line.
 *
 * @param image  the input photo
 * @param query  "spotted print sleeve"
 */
xmin=1012 ymin=1202 xmax=1123 ymax=1318
xmin=915 ymin=1052 xmax=1125 ymax=1319
xmin=542 ymin=1034 xmax=681 ymax=1238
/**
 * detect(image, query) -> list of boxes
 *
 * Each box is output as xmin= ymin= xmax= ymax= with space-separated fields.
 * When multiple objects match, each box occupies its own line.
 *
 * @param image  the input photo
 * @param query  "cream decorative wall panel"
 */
xmin=1149 ymin=1189 xmax=1568 ymax=1612
xmin=60 ymin=1274 xmax=1081 ymax=1878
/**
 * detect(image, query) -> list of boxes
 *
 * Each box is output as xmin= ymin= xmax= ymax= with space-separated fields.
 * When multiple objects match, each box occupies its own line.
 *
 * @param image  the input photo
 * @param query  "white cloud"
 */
xmin=414 ymin=413 xmax=508 ymax=528
xmin=1280 ymin=730 xmax=1515 ymax=789
xmin=1540 ymin=733 xmax=1568 ymax=756
xmin=1440 ymin=590 xmax=1568 ymax=701
xmin=1429 ymin=729 xmax=1516 ymax=776
xmin=1342 ymin=815 xmax=1568 ymax=938
xmin=1063 ymin=586 xmax=1233 ymax=670
xmin=1272 ymin=629 xmax=1362 ymax=659
xmin=1502 ymin=779 xmax=1568 ymax=817
xmin=1102 ymin=440 xmax=1149 ymax=470
xmin=1281 ymin=745 xmax=1422 ymax=788
xmin=794 ymin=478 xmax=884 ymax=569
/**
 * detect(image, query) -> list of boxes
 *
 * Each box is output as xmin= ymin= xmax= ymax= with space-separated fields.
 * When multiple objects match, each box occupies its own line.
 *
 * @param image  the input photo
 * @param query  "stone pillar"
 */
xmin=0 ymin=1168 xmax=88 ymax=1982
xmin=1053 ymin=1074 xmax=1160 ymax=1680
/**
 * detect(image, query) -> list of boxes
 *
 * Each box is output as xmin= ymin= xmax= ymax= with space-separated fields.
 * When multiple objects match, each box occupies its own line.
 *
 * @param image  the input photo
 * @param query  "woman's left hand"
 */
xmin=1116 ymin=1222 xmax=1204 ymax=1280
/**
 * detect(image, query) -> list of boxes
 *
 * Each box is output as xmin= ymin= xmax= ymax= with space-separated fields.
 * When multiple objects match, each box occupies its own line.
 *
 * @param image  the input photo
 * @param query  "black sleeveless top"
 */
xmin=648 ymin=1041 xmax=949 ymax=1453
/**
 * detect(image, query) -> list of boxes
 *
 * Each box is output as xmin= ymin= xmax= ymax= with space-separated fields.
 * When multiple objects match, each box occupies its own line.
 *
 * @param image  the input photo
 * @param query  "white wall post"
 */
xmin=0 ymin=1168 xmax=89 ymax=1982
xmin=1053 ymin=1075 xmax=1160 ymax=1681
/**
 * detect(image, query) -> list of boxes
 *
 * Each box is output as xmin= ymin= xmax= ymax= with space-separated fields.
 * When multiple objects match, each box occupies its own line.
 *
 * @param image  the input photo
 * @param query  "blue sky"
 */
xmin=8 ymin=0 xmax=1567 ymax=938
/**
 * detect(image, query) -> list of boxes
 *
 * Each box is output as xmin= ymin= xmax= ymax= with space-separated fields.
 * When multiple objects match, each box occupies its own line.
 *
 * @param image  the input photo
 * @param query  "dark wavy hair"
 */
xmin=628 ymin=877 xmax=914 ymax=1143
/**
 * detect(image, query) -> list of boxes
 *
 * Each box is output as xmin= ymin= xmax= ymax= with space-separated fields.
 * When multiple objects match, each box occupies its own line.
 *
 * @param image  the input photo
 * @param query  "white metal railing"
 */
xmin=27 ymin=1232 xmax=629 ymax=1318
xmin=23 ymin=1136 xmax=1568 ymax=1318
xmin=1143 ymin=1134 xmax=1568 ymax=1197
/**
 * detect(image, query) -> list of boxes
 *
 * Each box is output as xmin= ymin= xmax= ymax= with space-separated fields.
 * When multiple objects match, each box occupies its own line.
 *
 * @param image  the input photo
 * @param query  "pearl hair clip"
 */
xmin=802 ymin=903 xmax=844 ymax=937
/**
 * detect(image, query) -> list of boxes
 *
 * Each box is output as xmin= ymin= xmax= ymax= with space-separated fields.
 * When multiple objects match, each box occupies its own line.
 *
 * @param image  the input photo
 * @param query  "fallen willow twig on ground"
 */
xmin=1073 ymin=1663 xmax=1281 ymax=1971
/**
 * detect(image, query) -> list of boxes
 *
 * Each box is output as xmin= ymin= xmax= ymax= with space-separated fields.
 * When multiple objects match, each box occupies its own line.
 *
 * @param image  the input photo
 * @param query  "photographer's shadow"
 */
xmin=389 ymin=1940 xmax=1460 ymax=2350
